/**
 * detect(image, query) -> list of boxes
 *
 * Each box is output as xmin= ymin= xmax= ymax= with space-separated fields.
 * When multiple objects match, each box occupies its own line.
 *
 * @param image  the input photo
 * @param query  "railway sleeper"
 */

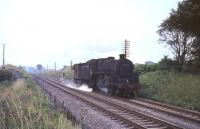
xmin=122 ymin=124 xmax=138 ymax=129
xmin=135 ymin=121 xmax=155 ymax=125
xmin=122 ymin=112 xmax=139 ymax=116
xmin=145 ymin=124 xmax=165 ymax=128
xmin=109 ymin=109 xmax=121 ymax=112
xmin=129 ymin=118 xmax=144 ymax=121
xmin=134 ymin=119 xmax=155 ymax=122
xmin=128 ymin=115 xmax=141 ymax=118
xmin=148 ymin=127 xmax=167 ymax=129
xmin=115 ymin=112 xmax=129 ymax=115
xmin=121 ymin=116 xmax=139 ymax=120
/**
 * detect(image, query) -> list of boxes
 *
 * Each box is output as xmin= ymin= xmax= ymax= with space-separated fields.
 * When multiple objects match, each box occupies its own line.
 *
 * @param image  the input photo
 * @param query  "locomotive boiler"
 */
xmin=73 ymin=54 xmax=139 ymax=97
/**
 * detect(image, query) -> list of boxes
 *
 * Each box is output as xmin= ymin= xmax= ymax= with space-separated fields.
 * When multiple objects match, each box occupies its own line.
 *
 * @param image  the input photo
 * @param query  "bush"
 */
xmin=135 ymin=64 xmax=160 ymax=74
xmin=139 ymin=71 xmax=200 ymax=110
xmin=0 ymin=70 xmax=12 ymax=82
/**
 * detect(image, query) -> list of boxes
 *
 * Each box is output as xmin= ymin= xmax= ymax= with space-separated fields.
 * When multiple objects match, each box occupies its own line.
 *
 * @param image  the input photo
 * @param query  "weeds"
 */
xmin=0 ymin=79 xmax=80 ymax=129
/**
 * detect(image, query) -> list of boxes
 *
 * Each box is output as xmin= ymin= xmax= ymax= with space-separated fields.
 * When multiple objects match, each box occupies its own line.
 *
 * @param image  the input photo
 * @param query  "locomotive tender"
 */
xmin=73 ymin=54 xmax=139 ymax=97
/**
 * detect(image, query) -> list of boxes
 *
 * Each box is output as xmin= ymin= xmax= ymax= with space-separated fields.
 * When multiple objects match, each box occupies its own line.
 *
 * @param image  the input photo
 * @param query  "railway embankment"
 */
xmin=139 ymin=71 xmax=200 ymax=111
xmin=34 ymin=75 xmax=200 ymax=129
xmin=34 ymin=76 xmax=127 ymax=129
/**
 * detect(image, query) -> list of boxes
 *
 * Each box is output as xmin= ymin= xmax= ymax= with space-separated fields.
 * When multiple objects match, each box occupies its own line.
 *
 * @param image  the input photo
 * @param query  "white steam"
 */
xmin=60 ymin=79 xmax=92 ymax=92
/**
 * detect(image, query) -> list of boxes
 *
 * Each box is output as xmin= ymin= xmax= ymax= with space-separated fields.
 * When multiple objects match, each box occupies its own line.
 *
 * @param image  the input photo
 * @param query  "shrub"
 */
xmin=139 ymin=71 xmax=200 ymax=110
xmin=0 ymin=70 xmax=12 ymax=82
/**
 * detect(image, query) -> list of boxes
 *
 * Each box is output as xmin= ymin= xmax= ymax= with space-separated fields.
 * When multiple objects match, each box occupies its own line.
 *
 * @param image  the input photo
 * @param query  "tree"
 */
xmin=159 ymin=56 xmax=173 ymax=71
xmin=158 ymin=26 xmax=195 ymax=71
xmin=36 ymin=64 xmax=43 ymax=72
xmin=191 ymin=38 xmax=200 ymax=64
xmin=160 ymin=0 xmax=200 ymax=65
xmin=167 ymin=0 xmax=200 ymax=36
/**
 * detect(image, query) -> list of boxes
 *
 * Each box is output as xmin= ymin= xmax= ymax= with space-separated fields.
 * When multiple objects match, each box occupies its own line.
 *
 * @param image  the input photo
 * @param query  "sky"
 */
xmin=0 ymin=0 xmax=180 ymax=69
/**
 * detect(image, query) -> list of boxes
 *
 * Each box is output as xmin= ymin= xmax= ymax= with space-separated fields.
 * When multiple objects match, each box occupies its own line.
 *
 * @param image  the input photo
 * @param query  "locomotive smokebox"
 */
xmin=119 ymin=54 xmax=126 ymax=59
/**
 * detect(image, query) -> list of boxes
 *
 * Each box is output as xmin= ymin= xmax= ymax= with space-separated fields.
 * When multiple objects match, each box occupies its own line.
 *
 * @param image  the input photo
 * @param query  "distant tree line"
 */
xmin=157 ymin=0 xmax=200 ymax=72
xmin=135 ymin=56 xmax=199 ymax=74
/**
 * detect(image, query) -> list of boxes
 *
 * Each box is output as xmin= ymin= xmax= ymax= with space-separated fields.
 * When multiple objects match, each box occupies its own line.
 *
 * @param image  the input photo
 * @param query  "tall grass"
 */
xmin=0 ymin=79 xmax=81 ymax=129
xmin=139 ymin=71 xmax=200 ymax=110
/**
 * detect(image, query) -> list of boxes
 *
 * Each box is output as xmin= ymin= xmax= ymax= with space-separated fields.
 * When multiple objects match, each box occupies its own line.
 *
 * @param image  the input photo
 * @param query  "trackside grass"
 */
xmin=139 ymin=71 xmax=200 ymax=110
xmin=0 ymin=78 xmax=81 ymax=129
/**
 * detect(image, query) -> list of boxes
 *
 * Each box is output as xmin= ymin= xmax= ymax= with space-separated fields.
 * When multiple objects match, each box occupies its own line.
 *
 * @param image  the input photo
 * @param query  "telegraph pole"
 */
xmin=70 ymin=60 xmax=73 ymax=70
xmin=47 ymin=64 xmax=48 ymax=71
xmin=54 ymin=62 xmax=56 ymax=72
xmin=122 ymin=39 xmax=130 ymax=58
xmin=2 ymin=44 xmax=5 ymax=69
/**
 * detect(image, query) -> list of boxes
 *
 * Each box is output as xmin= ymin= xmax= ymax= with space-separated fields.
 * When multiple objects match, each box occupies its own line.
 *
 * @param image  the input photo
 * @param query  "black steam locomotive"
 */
xmin=73 ymin=54 xmax=139 ymax=97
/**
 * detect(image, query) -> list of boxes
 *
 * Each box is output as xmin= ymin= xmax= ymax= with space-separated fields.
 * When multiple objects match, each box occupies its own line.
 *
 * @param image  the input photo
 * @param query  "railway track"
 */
xmin=87 ymin=93 xmax=200 ymax=128
xmin=131 ymin=98 xmax=200 ymax=122
xmin=47 ymin=76 xmax=200 ymax=124
xmin=33 ymin=75 xmax=195 ymax=129
xmin=91 ymin=93 xmax=200 ymax=124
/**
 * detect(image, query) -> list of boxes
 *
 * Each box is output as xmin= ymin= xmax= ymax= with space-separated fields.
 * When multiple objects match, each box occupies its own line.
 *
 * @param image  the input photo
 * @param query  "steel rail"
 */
xmin=33 ymin=75 xmax=147 ymax=129
xmin=44 ymin=75 xmax=200 ymax=123
xmin=34 ymin=75 xmax=184 ymax=129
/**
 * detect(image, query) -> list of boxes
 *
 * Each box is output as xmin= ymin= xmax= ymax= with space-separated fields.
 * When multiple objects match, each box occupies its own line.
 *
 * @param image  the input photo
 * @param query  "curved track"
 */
xmin=33 ymin=75 xmax=199 ymax=129
xmin=46 ymin=76 xmax=200 ymax=123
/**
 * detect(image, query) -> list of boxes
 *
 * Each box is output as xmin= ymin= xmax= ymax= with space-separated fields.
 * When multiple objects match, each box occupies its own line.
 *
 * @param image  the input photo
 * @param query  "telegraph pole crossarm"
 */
xmin=122 ymin=39 xmax=130 ymax=58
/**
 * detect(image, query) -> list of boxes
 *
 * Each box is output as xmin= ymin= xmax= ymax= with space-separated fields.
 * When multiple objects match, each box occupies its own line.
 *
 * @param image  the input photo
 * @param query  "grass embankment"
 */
xmin=139 ymin=71 xmax=200 ymax=110
xmin=0 ymin=78 xmax=80 ymax=129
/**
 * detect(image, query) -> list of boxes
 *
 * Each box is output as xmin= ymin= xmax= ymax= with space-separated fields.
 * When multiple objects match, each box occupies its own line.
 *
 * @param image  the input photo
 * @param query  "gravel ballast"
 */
xmin=38 ymin=81 xmax=129 ymax=129
xmin=36 ymin=78 xmax=200 ymax=129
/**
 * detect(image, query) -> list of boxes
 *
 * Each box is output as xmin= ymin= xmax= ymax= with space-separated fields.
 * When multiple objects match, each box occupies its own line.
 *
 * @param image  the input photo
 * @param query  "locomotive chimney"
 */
xmin=119 ymin=54 xmax=126 ymax=59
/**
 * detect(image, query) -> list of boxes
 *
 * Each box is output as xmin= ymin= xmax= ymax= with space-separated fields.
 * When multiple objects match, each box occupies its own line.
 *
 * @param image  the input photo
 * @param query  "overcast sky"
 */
xmin=0 ymin=0 xmax=180 ymax=69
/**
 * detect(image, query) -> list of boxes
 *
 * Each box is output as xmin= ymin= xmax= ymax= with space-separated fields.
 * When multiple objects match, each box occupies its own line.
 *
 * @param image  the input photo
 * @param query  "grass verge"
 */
xmin=0 ymin=78 xmax=80 ymax=129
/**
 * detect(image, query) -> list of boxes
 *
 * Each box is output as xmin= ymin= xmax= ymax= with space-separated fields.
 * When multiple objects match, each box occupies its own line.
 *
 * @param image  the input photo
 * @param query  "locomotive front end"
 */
xmin=112 ymin=54 xmax=139 ymax=97
xmin=113 ymin=74 xmax=139 ymax=97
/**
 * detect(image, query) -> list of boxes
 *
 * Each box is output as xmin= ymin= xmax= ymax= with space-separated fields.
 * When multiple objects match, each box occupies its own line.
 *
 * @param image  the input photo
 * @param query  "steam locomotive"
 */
xmin=73 ymin=54 xmax=139 ymax=97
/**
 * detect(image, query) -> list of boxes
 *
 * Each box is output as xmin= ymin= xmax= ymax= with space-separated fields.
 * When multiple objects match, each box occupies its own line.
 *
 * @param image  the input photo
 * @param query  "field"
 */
xmin=139 ymin=71 xmax=200 ymax=110
xmin=44 ymin=67 xmax=74 ymax=80
xmin=0 ymin=68 xmax=80 ymax=129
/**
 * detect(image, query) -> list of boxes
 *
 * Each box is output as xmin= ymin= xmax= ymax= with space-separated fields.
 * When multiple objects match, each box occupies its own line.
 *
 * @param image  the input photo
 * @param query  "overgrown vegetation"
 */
xmin=0 ymin=64 xmax=29 ymax=82
xmin=139 ymin=71 xmax=200 ymax=110
xmin=137 ymin=1 xmax=200 ymax=110
xmin=0 ymin=79 xmax=80 ymax=129
xmin=0 ymin=70 xmax=12 ymax=82
xmin=44 ymin=67 xmax=74 ymax=80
